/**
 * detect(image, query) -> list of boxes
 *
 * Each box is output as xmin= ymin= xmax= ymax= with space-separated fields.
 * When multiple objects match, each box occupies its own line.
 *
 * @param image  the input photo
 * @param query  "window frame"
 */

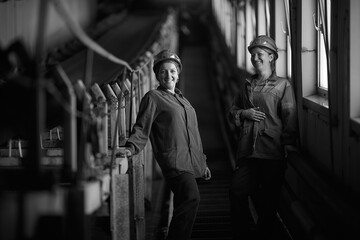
xmin=245 ymin=0 xmax=257 ymax=73
xmin=316 ymin=0 xmax=331 ymax=98
xmin=283 ymin=0 xmax=292 ymax=80
xmin=350 ymin=0 xmax=360 ymax=135
xmin=350 ymin=0 xmax=360 ymax=120
xmin=301 ymin=0 xmax=329 ymax=115
xmin=236 ymin=2 xmax=246 ymax=69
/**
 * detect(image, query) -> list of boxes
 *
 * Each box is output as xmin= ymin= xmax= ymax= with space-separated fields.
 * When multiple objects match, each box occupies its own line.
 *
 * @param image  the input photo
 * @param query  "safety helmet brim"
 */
xmin=248 ymin=35 xmax=278 ymax=59
xmin=153 ymin=50 xmax=182 ymax=74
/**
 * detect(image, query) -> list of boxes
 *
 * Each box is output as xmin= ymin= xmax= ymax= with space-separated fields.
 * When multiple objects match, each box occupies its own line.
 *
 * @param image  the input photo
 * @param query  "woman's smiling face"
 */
xmin=250 ymin=47 xmax=274 ymax=72
xmin=157 ymin=62 xmax=179 ymax=92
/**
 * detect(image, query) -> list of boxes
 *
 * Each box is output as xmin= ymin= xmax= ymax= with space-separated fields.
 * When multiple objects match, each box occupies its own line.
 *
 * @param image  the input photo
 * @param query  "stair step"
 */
xmin=191 ymin=229 xmax=232 ymax=238
xmin=194 ymin=215 xmax=230 ymax=223
xmin=192 ymin=222 xmax=231 ymax=231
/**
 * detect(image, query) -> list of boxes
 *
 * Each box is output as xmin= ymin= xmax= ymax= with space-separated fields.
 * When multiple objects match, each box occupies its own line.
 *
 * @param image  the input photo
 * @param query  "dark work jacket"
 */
xmin=228 ymin=72 xmax=298 ymax=162
xmin=125 ymin=86 xmax=207 ymax=179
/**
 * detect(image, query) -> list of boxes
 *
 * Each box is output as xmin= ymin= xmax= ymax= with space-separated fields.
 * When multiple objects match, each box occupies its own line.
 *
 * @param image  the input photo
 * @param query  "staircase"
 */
xmin=180 ymin=43 xmax=233 ymax=240
xmin=192 ymin=157 xmax=233 ymax=240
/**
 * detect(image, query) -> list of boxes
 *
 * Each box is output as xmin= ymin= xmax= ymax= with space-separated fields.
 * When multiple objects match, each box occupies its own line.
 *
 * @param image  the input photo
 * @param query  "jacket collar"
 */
xmin=157 ymin=85 xmax=183 ymax=97
xmin=246 ymin=71 xmax=278 ymax=85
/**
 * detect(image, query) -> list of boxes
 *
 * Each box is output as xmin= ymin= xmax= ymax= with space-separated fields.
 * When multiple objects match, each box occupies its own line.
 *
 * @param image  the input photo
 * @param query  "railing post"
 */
xmin=111 ymin=82 xmax=127 ymax=146
xmin=111 ymin=153 xmax=130 ymax=240
xmin=128 ymin=72 xmax=137 ymax=134
xmin=129 ymin=153 xmax=145 ymax=240
xmin=54 ymin=65 xmax=78 ymax=179
xmin=104 ymin=84 xmax=119 ymax=149
xmin=120 ymin=78 xmax=131 ymax=139
xmin=91 ymin=83 xmax=108 ymax=156
xmin=144 ymin=142 xmax=153 ymax=208
xmin=65 ymin=186 xmax=89 ymax=240
xmin=73 ymin=79 xmax=93 ymax=180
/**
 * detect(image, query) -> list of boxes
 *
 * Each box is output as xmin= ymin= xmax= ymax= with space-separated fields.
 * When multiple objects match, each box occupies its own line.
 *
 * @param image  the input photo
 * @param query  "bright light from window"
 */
xmin=319 ymin=34 xmax=328 ymax=89
xmin=318 ymin=0 xmax=331 ymax=91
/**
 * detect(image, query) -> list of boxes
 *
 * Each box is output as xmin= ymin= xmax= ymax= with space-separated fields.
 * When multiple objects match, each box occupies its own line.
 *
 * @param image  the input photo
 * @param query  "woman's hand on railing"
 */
xmin=115 ymin=148 xmax=132 ymax=174
xmin=116 ymin=148 xmax=132 ymax=158
xmin=124 ymin=149 xmax=132 ymax=158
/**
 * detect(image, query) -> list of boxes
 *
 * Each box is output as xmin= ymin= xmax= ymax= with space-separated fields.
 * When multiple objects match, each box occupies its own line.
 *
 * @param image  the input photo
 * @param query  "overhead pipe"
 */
xmin=50 ymin=0 xmax=133 ymax=72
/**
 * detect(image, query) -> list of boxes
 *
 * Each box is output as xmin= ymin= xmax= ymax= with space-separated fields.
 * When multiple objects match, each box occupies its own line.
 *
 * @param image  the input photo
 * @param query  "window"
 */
xmin=273 ymin=0 xmax=290 ymax=79
xmin=316 ymin=0 xmax=331 ymax=97
xmin=265 ymin=0 xmax=271 ymax=35
xmin=302 ymin=0 xmax=330 ymax=111
xmin=236 ymin=3 xmax=246 ymax=68
xmin=257 ymin=0 xmax=268 ymax=35
xmin=245 ymin=0 xmax=256 ymax=72
xmin=350 ymin=0 xmax=360 ymax=119
xmin=225 ymin=1 xmax=232 ymax=50
xmin=212 ymin=0 xmax=236 ymax=56
xmin=283 ymin=0 xmax=292 ymax=80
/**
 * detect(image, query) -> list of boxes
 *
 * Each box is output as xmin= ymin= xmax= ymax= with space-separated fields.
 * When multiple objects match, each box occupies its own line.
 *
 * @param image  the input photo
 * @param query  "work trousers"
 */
xmin=166 ymin=172 xmax=200 ymax=240
xmin=229 ymin=158 xmax=286 ymax=240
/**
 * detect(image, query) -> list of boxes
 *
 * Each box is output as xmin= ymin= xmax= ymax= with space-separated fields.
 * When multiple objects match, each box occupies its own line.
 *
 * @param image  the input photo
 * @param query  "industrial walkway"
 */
xmin=181 ymin=45 xmax=233 ymax=240
xmin=143 ymin=13 xmax=293 ymax=240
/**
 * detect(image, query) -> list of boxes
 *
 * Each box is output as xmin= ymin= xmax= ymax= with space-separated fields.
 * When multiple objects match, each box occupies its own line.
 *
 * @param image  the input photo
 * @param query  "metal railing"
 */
xmin=0 ymin=2 xmax=179 ymax=240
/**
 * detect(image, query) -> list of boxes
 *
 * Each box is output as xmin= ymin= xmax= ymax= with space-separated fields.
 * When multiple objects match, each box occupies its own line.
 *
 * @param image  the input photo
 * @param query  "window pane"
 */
xmin=237 ymin=7 xmax=246 ymax=68
xmin=318 ymin=0 xmax=331 ymax=91
xmin=319 ymin=37 xmax=328 ymax=89
xmin=284 ymin=0 xmax=292 ymax=79
xmin=265 ymin=0 xmax=270 ymax=35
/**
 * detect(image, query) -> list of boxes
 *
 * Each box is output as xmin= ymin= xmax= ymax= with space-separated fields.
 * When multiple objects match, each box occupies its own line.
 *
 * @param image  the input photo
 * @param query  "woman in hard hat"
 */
xmin=228 ymin=35 xmax=298 ymax=239
xmin=123 ymin=49 xmax=211 ymax=240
